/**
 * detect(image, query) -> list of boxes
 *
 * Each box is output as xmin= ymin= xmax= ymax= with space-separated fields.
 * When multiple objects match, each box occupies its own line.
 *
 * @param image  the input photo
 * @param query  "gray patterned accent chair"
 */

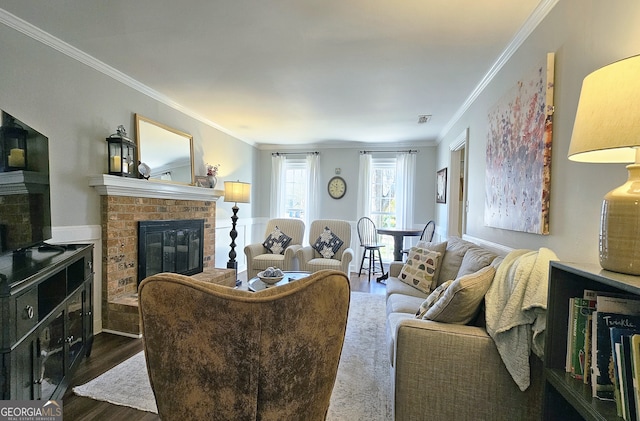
xmin=244 ymin=218 xmax=305 ymax=279
xmin=139 ymin=270 xmax=350 ymax=421
xmin=297 ymin=219 xmax=354 ymax=279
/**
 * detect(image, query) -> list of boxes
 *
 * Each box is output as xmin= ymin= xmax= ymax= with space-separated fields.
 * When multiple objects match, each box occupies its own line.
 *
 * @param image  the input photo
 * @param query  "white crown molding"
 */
xmin=437 ymin=0 xmax=560 ymax=143
xmin=449 ymin=128 xmax=469 ymax=151
xmin=0 ymin=8 xmax=252 ymax=146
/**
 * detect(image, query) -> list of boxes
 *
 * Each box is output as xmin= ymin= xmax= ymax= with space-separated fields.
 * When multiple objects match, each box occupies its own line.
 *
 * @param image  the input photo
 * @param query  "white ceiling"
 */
xmin=0 ymin=0 xmax=546 ymax=148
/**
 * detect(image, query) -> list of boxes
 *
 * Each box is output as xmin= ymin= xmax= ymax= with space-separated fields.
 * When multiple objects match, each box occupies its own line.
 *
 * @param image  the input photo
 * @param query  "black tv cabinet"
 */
xmin=0 ymin=243 xmax=94 ymax=400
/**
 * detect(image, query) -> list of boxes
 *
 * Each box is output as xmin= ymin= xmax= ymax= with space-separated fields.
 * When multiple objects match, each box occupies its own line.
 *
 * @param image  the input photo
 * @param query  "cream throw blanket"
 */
xmin=485 ymin=247 xmax=558 ymax=391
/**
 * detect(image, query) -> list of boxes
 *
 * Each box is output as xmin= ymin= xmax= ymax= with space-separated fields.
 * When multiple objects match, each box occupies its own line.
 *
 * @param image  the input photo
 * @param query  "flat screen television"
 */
xmin=0 ymin=110 xmax=51 ymax=255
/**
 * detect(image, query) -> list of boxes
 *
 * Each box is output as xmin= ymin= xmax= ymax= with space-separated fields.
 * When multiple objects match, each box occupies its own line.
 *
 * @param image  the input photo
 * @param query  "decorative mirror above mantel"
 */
xmin=135 ymin=114 xmax=195 ymax=185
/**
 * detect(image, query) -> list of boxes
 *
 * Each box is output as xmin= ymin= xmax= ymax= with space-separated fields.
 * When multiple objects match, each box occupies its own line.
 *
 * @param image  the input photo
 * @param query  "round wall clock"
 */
xmin=328 ymin=176 xmax=347 ymax=199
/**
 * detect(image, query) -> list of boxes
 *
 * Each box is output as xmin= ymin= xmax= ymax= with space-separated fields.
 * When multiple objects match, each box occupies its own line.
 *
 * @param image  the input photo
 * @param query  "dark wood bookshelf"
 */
xmin=544 ymin=261 xmax=640 ymax=420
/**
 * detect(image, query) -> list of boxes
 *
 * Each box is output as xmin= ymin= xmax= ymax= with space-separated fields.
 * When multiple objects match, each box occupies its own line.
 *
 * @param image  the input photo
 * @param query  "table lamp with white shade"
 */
xmin=568 ymin=54 xmax=640 ymax=275
xmin=224 ymin=181 xmax=251 ymax=284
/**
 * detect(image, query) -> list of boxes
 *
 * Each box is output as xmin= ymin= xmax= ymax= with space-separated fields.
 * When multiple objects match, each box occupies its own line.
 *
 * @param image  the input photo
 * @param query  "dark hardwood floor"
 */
xmin=62 ymin=270 xmax=387 ymax=420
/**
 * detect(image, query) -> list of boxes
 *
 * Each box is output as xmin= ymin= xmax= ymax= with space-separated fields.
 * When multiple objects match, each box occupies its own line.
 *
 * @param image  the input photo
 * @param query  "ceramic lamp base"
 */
xmin=599 ymin=164 xmax=640 ymax=275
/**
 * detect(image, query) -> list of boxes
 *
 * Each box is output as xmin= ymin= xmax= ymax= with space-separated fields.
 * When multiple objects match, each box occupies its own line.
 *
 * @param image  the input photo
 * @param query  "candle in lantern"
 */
xmin=112 ymin=155 xmax=121 ymax=172
xmin=8 ymin=148 xmax=25 ymax=168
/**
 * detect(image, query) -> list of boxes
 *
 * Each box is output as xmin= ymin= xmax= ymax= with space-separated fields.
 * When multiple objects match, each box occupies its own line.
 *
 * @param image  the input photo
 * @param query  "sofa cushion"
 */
xmin=312 ymin=227 xmax=344 ymax=258
xmin=416 ymin=280 xmax=453 ymax=318
xmin=386 ymin=294 xmax=426 ymax=317
xmin=385 ymin=276 xmax=429 ymax=300
xmin=262 ymin=226 xmax=292 ymax=254
xmin=437 ymin=237 xmax=477 ymax=286
xmin=398 ymin=247 xmax=441 ymax=293
xmin=414 ymin=240 xmax=447 ymax=285
xmin=456 ymin=246 xmax=497 ymax=278
xmin=422 ymin=265 xmax=496 ymax=324
xmin=386 ymin=312 xmax=416 ymax=365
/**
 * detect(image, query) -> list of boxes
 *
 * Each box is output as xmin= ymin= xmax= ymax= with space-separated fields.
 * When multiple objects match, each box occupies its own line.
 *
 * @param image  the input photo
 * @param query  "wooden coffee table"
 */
xmin=248 ymin=271 xmax=310 ymax=292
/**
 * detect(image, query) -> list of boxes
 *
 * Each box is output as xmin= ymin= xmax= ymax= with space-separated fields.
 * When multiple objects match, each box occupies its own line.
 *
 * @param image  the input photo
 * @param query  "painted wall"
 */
xmin=0 ymin=22 xmax=257 ymax=332
xmin=255 ymin=146 xmax=438 ymax=227
xmin=436 ymin=0 xmax=640 ymax=264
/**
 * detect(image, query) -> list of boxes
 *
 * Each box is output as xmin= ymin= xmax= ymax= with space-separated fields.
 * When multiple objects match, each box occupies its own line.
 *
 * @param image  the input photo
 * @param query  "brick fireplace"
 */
xmin=90 ymin=175 xmax=223 ymax=335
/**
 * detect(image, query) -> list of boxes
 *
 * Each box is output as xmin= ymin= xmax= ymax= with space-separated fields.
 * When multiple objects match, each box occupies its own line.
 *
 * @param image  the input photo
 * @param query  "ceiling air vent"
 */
xmin=417 ymin=115 xmax=432 ymax=124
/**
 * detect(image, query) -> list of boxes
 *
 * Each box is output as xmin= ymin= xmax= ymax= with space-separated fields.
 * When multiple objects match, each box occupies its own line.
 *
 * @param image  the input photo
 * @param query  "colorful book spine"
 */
xmin=593 ymin=313 xmax=640 ymax=400
xmin=572 ymin=298 xmax=595 ymax=379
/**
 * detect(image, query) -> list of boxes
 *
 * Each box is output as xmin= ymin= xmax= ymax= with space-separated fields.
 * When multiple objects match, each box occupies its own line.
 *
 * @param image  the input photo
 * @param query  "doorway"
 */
xmin=448 ymin=129 xmax=468 ymax=237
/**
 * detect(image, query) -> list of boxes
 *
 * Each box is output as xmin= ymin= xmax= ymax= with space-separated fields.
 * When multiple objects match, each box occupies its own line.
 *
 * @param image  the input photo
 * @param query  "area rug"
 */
xmin=73 ymin=291 xmax=392 ymax=420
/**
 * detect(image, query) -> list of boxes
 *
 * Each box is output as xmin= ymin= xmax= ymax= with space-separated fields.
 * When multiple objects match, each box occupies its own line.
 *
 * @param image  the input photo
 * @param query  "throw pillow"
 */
xmin=456 ymin=246 xmax=497 ymax=278
xmin=262 ymin=226 xmax=292 ymax=255
xmin=415 ymin=240 xmax=447 ymax=285
xmin=415 ymin=280 xmax=453 ymax=319
xmin=422 ymin=265 xmax=496 ymax=324
xmin=437 ymin=237 xmax=477 ymax=287
xmin=398 ymin=247 xmax=441 ymax=293
xmin=312 ymin=227 xmax=344 ymax=259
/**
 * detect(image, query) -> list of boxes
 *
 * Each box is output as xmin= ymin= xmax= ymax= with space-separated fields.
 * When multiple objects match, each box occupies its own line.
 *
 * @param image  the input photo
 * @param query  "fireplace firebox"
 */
xmin=138 ymin=219 xmax=204 ymax=285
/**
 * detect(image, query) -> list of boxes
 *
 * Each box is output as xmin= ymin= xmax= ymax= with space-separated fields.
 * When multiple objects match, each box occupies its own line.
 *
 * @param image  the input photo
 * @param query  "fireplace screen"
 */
xmin=138 ymin=219 xmax=204 ymax=285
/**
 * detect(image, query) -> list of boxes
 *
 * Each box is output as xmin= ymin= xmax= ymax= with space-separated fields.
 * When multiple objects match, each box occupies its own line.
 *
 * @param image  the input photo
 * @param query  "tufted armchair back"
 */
xmin=139 ymin=270 xmax=350 ymax=421
xmin=264 ymin=218 xmax=305 ymax=246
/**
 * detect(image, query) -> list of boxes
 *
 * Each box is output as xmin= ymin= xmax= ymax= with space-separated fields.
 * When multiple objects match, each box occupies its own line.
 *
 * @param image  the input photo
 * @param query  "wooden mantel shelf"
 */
xmin=89 ymin=174 xmax=222 ymax=201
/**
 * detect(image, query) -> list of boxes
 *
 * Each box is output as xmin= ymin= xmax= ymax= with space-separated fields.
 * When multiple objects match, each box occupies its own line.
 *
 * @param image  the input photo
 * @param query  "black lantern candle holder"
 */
xmin=106 ymin=125 xmax=137 ymax=177
xmin=0 ymin=112 xmax=28 ymax=172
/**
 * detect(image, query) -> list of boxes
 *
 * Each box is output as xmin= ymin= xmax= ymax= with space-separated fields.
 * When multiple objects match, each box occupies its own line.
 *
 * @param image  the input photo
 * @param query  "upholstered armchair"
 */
xmin=296 ymin=219 xmax=354 ymax=279
xmin=139 ymin=270 xmax=350 ymax=421
xmin=244 ymin=218 xmax=305 ymax=279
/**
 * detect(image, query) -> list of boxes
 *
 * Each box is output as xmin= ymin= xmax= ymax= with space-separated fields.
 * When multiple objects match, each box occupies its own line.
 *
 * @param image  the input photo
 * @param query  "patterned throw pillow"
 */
xmin=415 ymin=280 xmax=453 ymax=318
xmin=312 ymin=227 xmax=344 ymax=259
xmin=262 ymin=226 xmax=292 ymax=255
xmin=423 ymin=265 xmax=496 ymax=324
xmin=398 ymin=247 xmax=441 ymax=293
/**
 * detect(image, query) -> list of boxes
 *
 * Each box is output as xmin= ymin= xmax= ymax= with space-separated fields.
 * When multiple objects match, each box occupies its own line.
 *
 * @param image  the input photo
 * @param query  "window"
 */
xmin=370 ymin=158 xmax=396 ymax=261
xmin=284 ymin=159 xmax=307 ymax=219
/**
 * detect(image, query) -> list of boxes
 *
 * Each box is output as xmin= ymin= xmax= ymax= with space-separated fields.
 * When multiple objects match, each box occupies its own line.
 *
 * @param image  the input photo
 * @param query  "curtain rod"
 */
xmin=359 ymin=149 xmax=419 ymax=154
xmin=271 ymin=151 xmax=320 ymax=156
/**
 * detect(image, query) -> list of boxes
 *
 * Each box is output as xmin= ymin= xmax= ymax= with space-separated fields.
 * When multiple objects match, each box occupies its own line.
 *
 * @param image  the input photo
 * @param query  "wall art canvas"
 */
xmin=436 ymin=168 xmax=447 ymax=204
xmin=484 ymin=53 xmax=555 ymax=235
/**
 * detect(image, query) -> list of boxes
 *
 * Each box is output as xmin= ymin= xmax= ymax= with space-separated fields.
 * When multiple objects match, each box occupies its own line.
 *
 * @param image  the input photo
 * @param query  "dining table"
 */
xmin=376 ymin=227 xmax=423 ymax=262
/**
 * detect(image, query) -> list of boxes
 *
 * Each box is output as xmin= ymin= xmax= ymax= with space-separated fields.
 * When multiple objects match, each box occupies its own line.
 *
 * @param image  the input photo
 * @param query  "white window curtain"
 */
xmin=395 ymin=152 xmax=416 ymax=236
xmin=356 ymin=152 xmax=372 ymax=267
xmin=270 ymin=154 xmax=286 ymax=218
xmin=305 ymin=153 xmax=320 ymax=242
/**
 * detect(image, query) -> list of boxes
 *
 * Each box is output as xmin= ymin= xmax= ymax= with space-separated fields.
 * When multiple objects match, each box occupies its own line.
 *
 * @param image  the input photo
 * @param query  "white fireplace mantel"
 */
xmin=89 ymin=174 xmax=222 ymax=201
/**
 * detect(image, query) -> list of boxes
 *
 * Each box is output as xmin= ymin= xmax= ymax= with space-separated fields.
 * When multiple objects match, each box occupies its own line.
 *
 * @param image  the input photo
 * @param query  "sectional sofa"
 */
xmin=385 ymin=237 xmax=544 ymax=420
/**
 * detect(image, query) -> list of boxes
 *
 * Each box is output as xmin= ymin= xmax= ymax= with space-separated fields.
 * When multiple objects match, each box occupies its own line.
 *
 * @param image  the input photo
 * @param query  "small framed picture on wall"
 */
xmin=436 ymin=168 xmax=447 ymax=204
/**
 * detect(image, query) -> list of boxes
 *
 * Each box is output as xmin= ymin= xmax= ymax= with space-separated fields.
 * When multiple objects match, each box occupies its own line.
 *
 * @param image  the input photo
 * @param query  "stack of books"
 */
xmin=566 ymin=290 xmax=640 ymax=420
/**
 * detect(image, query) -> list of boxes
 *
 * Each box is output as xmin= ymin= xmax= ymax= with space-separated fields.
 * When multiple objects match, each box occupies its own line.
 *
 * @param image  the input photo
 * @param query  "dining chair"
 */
xmin=401 ymin=220 xmax=436 ymax=259
xmin=356 ymin=216 xmax=385 ymax=282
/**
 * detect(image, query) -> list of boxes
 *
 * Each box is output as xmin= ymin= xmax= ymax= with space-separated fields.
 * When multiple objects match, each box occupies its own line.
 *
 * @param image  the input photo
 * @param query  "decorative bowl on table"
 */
xmin=257 ymin=267 xmax=285 ymax=285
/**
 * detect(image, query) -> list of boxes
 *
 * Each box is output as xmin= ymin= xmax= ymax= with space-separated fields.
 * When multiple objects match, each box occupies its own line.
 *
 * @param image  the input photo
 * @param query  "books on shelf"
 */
xmin=565 ymin=289 xmax=640 ymax=417
xmin=571 ymin=298 xmax=596 ymax=379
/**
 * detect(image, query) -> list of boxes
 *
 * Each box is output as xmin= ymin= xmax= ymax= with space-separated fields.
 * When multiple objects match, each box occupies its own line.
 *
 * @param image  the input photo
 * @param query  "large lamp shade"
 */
xmin=568 ymin=55 xmax=640 ymax=274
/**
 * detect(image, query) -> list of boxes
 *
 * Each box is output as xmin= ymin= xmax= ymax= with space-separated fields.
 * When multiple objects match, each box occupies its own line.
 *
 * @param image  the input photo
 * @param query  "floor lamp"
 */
xmin=224 ymin=180 xmax=251 ymax=286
